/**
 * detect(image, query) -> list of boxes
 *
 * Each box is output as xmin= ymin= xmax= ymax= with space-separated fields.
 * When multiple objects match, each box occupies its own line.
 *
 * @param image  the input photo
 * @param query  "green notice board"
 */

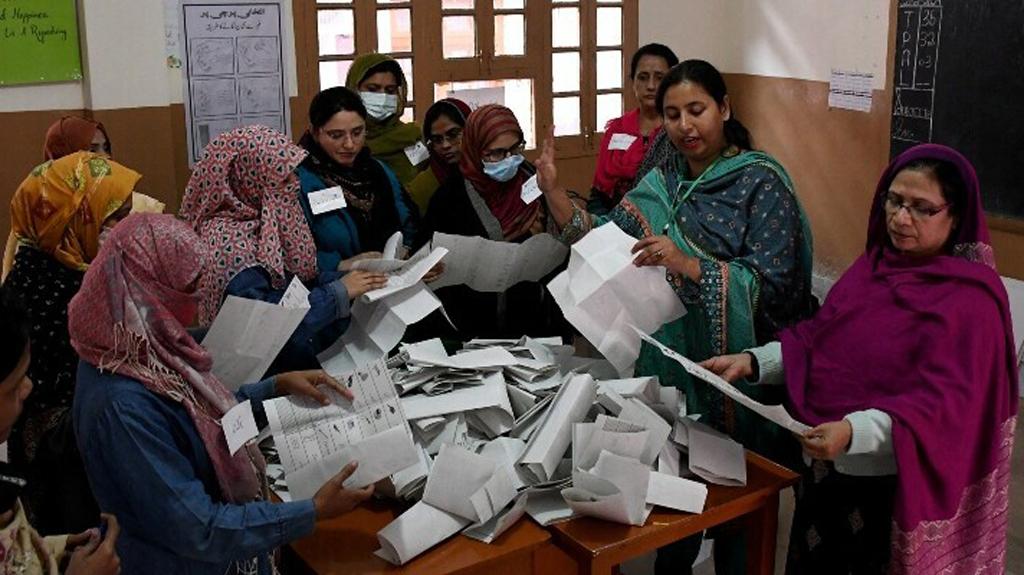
xmin=0 ymin=0 xmax=82 ymax=86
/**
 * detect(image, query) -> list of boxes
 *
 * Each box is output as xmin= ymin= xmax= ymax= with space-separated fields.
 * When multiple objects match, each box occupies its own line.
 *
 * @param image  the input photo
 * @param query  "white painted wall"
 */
xmin=0 ymin=0 xmax=299 ymax=112
xmin=639 ymin=0 xmax=891 ymax=89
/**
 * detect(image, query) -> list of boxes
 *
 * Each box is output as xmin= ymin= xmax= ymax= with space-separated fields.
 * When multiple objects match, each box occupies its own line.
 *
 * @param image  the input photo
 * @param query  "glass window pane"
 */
xmin=551 ymin=52 xmax=580 ymax=93
xmin=597 ymin=93 xmax=622 ymax=130
xmin=552 ymin=8 xmax=579 ymax=48
xmin=377 ymin=9 xmax=412 ymax=53
xmin=596 ymin=7 xmax=622 ymax=46
xmin=596 ymin=50 xmax=622 ymax=89
xmin=319 ymin=60 xmax=353 ymax=90
xmin=443 ymin=16 xmax=476 ymax=59
xmin=495 ymin=14 xmax=525 ymax=56
xmin=317 ymin=0 xmax=352 ymax=3
xmin=494 ymin=0 xmax=525 ymax=7
xmin=443 ymin=0 xmax=474 ymax=8
xmin=434 ymin=79 xmax=536 ymax=148
xmin=317 ymin=9 xmax=355 ymax=56
xmin=396 ymin=57 xmax=413 ymax=99
xmin=376 ymin=0 xmax=405 ymax=3
xmin=553 ymin=96 xmax=580 ymax=136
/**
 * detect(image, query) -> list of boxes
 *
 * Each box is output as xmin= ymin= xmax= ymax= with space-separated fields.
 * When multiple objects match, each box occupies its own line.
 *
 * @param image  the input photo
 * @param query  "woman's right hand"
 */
xmin=313 ymin=461 xmax=375 ymax=520
xmin=338 ymin=251 xmax=383 ymax=271
xmin=699 ymin=353 xmax=754 ymax=383
xmin=66 ymin=514 xmax=120 ymax=575
xmin=342 ymin=270 xmax=389 ymax=299
xmin=535 ymin=128 xmax=561 ymax=195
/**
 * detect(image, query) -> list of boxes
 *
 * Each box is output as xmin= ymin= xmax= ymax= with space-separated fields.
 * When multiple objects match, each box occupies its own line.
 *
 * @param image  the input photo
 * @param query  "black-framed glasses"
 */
xmin=427 ymin=128 xmax=463 ymax=147
xmin=481 ymin=141 xmax=525 ymax=162
xmin=884 ymin=191 xmax=950 ymax=221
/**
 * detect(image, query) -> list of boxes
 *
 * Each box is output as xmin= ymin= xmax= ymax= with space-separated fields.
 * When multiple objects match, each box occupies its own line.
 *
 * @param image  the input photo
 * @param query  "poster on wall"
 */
xmin=181 ymin=1 xmax=289 ymax=164
xmin=0 ymin=0 xmax=83 ymax=86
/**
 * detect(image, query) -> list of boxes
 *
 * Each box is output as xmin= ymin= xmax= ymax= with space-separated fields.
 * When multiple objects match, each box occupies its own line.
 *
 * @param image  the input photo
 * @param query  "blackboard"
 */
xmin=891 ymin=0 xmax=1024 ymax=219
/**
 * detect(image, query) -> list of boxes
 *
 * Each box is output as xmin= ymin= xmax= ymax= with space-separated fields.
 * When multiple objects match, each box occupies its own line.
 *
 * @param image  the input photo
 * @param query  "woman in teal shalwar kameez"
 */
xmin=538 ymin=59 xmax=816 ymax=575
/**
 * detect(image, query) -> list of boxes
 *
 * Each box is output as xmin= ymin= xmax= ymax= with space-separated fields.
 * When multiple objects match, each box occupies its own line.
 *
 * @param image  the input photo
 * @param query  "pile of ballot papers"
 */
xmin=241 ymin=332 xmax=811 ymax=566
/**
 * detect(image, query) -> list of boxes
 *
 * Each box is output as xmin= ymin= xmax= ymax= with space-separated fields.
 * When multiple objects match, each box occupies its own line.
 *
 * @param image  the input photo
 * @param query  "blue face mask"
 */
xmin=482 ymin=154 xmax=525 ymax=182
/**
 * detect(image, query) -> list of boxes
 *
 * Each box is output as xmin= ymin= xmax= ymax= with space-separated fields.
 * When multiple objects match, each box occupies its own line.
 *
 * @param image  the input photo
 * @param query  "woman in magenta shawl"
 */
xmin=703 ymin=144 xmax=1017 ymax=574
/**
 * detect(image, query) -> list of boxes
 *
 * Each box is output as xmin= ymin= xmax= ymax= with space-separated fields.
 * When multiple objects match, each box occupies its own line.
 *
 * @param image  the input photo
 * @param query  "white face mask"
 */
xmin=360 ymin=91 xmax=399 ymax=121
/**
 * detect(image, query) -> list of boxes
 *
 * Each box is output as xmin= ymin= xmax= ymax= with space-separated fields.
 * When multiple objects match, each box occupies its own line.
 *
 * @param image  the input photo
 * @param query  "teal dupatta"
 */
xmin=583 ymin=150 xmax=814 ymax=463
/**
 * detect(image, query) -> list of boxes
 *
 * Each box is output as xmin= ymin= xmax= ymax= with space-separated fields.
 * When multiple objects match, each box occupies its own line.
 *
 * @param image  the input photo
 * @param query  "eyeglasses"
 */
xmin=427 ymin=128 xmax=462 ymax=147
xmin=884 ymin=192 xmax=951 ymax=221
xmin=481 ymin=141 xmax=525 ymax=162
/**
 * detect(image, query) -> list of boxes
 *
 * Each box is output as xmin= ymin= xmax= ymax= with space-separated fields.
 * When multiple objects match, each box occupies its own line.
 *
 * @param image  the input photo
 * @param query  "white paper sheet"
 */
xmin=202 ymin=296 xmax=308 ymax=390
xmin=478 ymin=436 xmax=529 ymax=490
xmin=376 ymin=501 xmax=471 ymax=565
xmin=362 ymin=246 xmax=448 ymax=302
xmin=221 ymin=400 xmax=258 ymax=456
xmin=423 ymin=444 xmax=517 ymax=524
xmin=404 ymin=141 xmax=430 ymax=165
xmin=635 ymin=328 xmax=811 ymax=434
xmin=524 ymin=484 xmax=576 ymax=526
xmin=657 ymin=441 xmax=682 ymax=477
xmin=597 ymin=377 xmax=661 ymax=406
xmin=646 ymin=471 xmax=707 ymax=514
xmin=563 ymin=450 xmax=651 ymax=526
xmin=463 ymin=492 xmax=528 ymax=544
xmin=608 ymin=133 xmax=638 ymax=151
xmin=383 ymin=231 xmax=403 ymax=260
xmin=548 ymin=223 xmax=686 ymax=375
xmin=430 ymin=232 xmax=569 ymax=292
xmin=402 ymin=372 xmax=514 ymax=427
xmin=686 ymin=419 xmax=747 ymax=486
xmin=406 ymin=342 xmax=518 ymax=370
xmin=318 ymin=283 xmax=444 ymax=373
xmin=279 ymin=277 xmax=312 ymax=309
xmin=519 ymin=374 xmax=597 ymax=483
xmin=264 ymin=359 xmax=418 ymax=499
xmin=828 ymin=69 xmax=874 ymax=112
xmin=572 ymin=422 xmax=649 ymax=470
xmin=618 ymin=398 xmax=673 ymax=466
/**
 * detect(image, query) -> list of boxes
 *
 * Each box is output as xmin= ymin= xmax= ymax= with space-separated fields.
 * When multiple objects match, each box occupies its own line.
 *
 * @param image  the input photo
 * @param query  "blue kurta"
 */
xmin=73 ymin=363 xmax=317 ymax=575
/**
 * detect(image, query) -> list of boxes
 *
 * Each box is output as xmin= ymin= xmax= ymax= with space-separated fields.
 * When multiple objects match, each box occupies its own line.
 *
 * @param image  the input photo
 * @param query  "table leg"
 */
xmin=745 ymin=494 xmax=781 ymax=575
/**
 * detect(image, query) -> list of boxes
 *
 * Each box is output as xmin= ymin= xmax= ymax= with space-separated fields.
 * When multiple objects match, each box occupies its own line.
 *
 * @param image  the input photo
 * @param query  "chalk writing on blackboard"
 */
xmin=891 ymin=0 xmax=942 ymax=151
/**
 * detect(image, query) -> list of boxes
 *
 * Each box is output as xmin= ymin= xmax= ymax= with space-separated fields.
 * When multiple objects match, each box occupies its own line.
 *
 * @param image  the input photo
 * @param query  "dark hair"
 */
xmin=360 ymin=60 xmax=407 ymax=88
xmin=308 ymin=87 xmax=367 ymax=129
xmin=0 ymin=287 xmax=30 ymax=382
xmin=630 ymin=43 xmax=679 ymax=79
xmin=899 ymin=158 xmax=967 ymax=219
xmin=655 ymin=59 xmax=752 ymax=150
xmin=423 ymin=100 xmax=468 ymax=140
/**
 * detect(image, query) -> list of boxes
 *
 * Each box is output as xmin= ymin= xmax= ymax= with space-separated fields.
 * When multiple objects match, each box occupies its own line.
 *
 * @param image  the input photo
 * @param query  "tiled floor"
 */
xmin=625 ymin=407 xmax=1024 ymax=575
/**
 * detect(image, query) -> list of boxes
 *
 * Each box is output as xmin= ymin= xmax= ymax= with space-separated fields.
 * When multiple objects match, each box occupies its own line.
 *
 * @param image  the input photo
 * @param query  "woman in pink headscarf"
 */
xmin=703 ymin=144 xmax=1017 ymax=574
xmin=69 ymin=214 xmax=375 ymax=574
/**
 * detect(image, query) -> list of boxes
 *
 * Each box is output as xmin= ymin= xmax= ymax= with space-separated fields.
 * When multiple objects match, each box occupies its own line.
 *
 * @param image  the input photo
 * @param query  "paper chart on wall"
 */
xmin=181 ymin=1 xmax=290 ymax=164
xmin=263 ymin=358 xmax=418 ymax=500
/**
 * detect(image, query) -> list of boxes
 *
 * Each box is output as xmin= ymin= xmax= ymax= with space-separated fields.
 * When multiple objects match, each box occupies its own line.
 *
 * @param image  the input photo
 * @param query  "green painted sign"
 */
xmin=0 ymin=0 xmax=82 ymax=86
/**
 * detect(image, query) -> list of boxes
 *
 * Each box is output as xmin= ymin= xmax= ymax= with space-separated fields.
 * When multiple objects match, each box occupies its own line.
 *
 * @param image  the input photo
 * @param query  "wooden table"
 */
xmin=549 ymin=452 xmax=799 ymax=575
xmin=283 ymin=498 xmax=552 ymax=575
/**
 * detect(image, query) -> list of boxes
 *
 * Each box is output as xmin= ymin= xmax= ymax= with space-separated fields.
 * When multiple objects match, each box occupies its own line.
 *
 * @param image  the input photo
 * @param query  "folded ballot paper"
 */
xmin=202 ymin=278 xmax=311 ymax=390
xmin=376 ymin=444 xmax=519 ymax=565
xmin=548 ymin=222 xmax=686 ymax=375
xmin=429 ymin=231 xmax=569 ymax=292
xmin=263 ymin=358 xmax=418 ymax=501
xmin=349 ymin=231 xmax=407 ymax=272
xmin=634 ymin=328 xmax=810 ymax=435
xmin=362 ymin=244 xmax=448 ymax=303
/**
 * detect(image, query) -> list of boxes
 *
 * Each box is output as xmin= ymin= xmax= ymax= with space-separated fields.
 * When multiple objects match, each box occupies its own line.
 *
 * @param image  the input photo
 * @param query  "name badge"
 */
xmin=404 ymin=141 xmax=430 ymax=165
xmin=308 ymin=186 xmax=348 ymax=215
xmin=521 ymin=174 xmax=542 ymax=204
xmin=608 ymin=133 xmax=638 ymax=151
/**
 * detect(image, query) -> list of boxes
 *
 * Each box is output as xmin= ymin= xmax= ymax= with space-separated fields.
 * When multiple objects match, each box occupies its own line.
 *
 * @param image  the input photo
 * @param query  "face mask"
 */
xmin=360 ymin=91 xmax=398 ymax=121
xmin=0 ymin=462 xmax=27 ymax=513
xmin=482 ymin=154 xmax=525 ymax=182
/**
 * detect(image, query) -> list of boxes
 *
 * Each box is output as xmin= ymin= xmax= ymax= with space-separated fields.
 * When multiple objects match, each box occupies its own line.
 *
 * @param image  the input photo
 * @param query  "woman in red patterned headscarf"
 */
xmin=180 ymin=125 xmax=386 ymax=372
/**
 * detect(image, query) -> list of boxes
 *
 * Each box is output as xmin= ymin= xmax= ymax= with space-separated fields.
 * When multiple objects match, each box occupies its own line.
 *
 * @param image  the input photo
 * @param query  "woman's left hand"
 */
xmin=275 ymin=370 xmax=354 ymax=405
xmin=631 ymin=235 xmax=699 ymax=280
xmin=799 ymin=420 xmax=853 ymax=461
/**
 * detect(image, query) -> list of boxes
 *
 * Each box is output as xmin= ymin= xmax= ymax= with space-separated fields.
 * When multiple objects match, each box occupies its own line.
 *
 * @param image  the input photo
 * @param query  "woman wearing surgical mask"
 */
xmin=4 ymin=152 xmax=136 ymax=536
xmin=416 ymin=104 xmax=568 ymax=339
xmin=344 ymin=53 xmax=425 ymax=186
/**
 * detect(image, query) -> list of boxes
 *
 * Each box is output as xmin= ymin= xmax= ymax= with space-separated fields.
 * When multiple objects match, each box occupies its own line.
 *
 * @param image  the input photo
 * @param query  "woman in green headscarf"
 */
xmin=537 ymin=59 xmax=817 ymax=575
xmin=345 ymin=53 xmax=425 ymax=186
